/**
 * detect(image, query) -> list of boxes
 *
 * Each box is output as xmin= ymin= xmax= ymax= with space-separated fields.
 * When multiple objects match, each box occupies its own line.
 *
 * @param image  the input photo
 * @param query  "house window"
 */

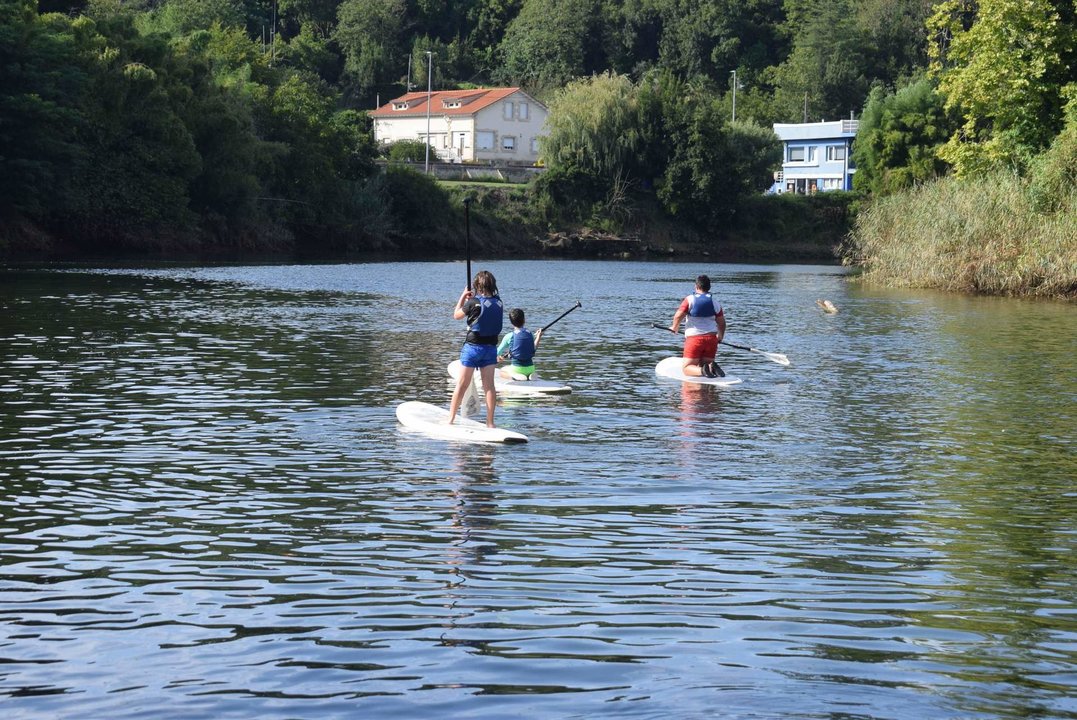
xmin=504 ymin=102 xmax=514 ymax=120
xmin=827 ymin=145 xmax=846 ymax=161
xmin=393 ymin=102 xmax=409 ymax=110
xmin=788 ymin=146 xmax=805 ymax=162
xmin=476 ymin=131 xmax=495 ymax=150
xmin=502 ymin=135 xmax=516 ymax=151
xmin=519 ymin=102 xmax=529 ymax=120
xmin=530 ymin=138 xmax=539 ymax=154
xmin=807 ymin=146 xmax=817 ymax=163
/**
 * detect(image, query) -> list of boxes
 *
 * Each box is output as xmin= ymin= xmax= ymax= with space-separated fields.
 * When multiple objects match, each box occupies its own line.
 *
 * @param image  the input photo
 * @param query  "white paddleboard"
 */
xmin=655 ymin=357 xmax=743 ymax=386
xmin=447 ymin=360 xmax=572 ymax=396
xmin=396 ymin=401 xmax=528 ymax=444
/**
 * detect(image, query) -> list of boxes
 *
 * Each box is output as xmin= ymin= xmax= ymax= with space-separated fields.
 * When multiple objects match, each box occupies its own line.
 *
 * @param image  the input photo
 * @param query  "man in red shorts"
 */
xmin=669 ymin=274 xmax=726 ymax=378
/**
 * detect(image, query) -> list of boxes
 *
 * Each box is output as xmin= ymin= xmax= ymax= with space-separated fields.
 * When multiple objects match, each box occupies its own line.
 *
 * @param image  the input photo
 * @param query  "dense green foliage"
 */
xmin=1 ymin=0 xmax=1074 ymax=277
xmin=846 ymin=0 xmax=1077 ymax=297
xmin=537 ymin=72 xmax=781 ymax=230
xmin=385 ymin=139 xmax=432 ymax=163
xmin=0 ymin=0 xmax=390 ymax=253
xmin=928 ymin=0 xmax=1076 ymax=175
xmin=852 ymin=76 xmax=955 ymax=195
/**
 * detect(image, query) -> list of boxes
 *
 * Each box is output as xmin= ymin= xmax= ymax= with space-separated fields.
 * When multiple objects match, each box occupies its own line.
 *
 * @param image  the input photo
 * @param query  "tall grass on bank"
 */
xmin=845 ymin=172 xmax=1077 ymax=298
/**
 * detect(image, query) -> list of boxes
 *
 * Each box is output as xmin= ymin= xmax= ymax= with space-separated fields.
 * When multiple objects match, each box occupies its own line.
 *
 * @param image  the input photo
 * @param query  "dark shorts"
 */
xmin=683 ymin=334 xmax=718 ymax=360
xmin=460 ymin=343 xmax=497 ymax=368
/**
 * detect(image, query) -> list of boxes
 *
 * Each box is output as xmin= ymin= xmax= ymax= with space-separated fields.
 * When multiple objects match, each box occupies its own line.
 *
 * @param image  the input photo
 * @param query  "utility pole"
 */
xmin=270 ymin=0 xmax=276 ymax=65
xmin=730 ymin=70 xmax=737 ymax=122
xmin=424 ymin=50 xmax=433 ymax=174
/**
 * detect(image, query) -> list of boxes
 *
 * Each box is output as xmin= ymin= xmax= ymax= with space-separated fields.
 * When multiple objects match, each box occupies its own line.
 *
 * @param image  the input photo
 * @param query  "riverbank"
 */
xmin=844 ymin=173 xmax=1077 ymax=299
xmin=0 ymin=185 xmax=850 ymax=265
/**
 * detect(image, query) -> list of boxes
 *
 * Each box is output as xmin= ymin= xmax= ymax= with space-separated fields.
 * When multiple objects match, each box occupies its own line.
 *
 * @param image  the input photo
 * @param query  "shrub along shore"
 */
xmin=844 ymin=174 xmax=1076 ymax=299
xmin=0 ymin=178 xmax=851 ymax=265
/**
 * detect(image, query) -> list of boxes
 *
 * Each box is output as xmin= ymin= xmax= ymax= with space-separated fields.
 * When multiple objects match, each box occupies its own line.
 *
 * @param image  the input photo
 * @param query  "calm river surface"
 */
xmin=1 ymin=260 xmax=1074 ymax=719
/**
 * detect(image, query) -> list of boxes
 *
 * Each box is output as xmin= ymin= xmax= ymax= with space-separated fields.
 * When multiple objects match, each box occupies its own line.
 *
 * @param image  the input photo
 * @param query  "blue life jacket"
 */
xmin=688 ymin=292 xmax=716 ymax=317
xmin=509 ymin=329 xmax=535 ymax=365
xmin=468 ymin=295 xmax=503 ymax=340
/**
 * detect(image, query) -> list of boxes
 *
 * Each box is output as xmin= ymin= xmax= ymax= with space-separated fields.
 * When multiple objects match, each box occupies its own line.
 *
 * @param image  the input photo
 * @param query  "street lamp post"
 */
xmin=730 ymin=70 xmax=737 ymax=122
xmin=424 ymin=51 xmax=433 ymax=174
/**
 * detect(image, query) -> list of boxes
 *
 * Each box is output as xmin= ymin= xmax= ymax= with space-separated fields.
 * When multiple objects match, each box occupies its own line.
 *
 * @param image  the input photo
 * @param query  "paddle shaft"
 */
xmin=463 ymin=198 xmax=472 ymax=290
xmin=651 ymin=323 xmax=789 ymax=365
xmin=540 ymin=301 xmax=582 ymax=333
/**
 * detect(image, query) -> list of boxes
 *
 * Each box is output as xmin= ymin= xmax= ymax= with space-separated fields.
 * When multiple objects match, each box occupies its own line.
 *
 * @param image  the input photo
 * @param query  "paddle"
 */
xmin=650 ymin=323 xmax=791 ymax=366
xmin=498 ymin=301 xmax=581 ymax=367
xmin=463 ymin=197 xmax=473 ymax=290
xmin=540 ymin=300 xmax=582 ymax=333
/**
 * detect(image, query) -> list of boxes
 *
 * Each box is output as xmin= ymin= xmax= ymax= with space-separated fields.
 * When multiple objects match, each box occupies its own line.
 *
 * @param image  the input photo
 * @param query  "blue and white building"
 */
xmin=770 ymin=120 xmax=858 ymax=194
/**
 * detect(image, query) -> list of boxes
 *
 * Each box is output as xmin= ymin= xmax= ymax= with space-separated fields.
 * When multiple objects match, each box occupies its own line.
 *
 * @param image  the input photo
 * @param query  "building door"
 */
xmin=454 ymin=132 xmax=468 ymax=160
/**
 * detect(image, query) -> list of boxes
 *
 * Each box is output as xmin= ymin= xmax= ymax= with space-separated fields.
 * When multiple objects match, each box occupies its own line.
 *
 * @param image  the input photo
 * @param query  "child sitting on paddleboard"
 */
xmin=497 ymin=308 xmax=543 ymax=380
xmin=670 ymin=274 xmax=726 ymax=378
xmin=448 ymin=270 xmax=503 ymax=428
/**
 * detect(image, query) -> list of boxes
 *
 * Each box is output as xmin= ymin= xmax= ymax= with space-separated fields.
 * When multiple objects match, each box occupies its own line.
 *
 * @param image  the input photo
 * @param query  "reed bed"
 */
xmin=845 ymin=173 xmax=1077 ymax=298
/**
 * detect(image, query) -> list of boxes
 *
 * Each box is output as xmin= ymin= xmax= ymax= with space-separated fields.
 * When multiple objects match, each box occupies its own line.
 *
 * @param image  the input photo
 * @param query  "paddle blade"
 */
xmin=758 ymin=350 xmax=791 ymax=366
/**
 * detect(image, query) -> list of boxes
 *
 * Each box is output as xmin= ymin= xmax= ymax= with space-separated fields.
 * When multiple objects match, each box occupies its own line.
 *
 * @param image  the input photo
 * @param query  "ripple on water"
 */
xmin=0 ymin=263 xmax=1074 ymax=719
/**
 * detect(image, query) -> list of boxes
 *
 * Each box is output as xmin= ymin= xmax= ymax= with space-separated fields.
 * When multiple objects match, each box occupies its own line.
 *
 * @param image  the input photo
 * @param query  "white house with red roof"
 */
xmin=369 ymin=87 xmax=548 ymax=165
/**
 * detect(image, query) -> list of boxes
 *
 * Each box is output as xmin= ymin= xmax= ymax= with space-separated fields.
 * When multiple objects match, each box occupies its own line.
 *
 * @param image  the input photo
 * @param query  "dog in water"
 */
xmin=816 ymin=299 xmax=838 ymax=314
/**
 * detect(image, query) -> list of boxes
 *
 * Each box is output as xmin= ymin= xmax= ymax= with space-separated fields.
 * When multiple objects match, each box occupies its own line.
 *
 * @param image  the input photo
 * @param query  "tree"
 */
xmin=1028 ymin=92 xmax=1077 ymax=213
xmin=542 ymin=72 xmax=646 ymax=180
xmin=654 ymin=0 xmax=786 ymax=85
xmin=659 ymin=95 xmax=780 ymax=225
xmin=467 ymin=0 xmax=524 ymax=74
xmin=138 ymin=0 xmax=246 ymax=36
xmin=852 ymin=76 xmax=955 ymax=195
xmin=0 ymin=2 xmax=87 ymax=217
xmin=769 ymin=0 xmax=869 ymax=122
xmin=497 ymin=0 xmax=600 ymax=93
xmin=928 ymin=0 xmax=1075 ymax=174
xmin=540 ymin=71 xmax=781 ymax=228
xmin=770 ymin=0 xmax=936 ymax=123
xmin=538 ymin=72 xmax=647 ymax=221
xmin=334 ymin=0 xmax=406 ymax=98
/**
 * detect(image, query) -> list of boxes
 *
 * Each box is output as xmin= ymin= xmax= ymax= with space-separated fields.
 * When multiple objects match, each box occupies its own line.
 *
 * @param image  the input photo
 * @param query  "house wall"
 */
xmin=374 ymin=116 xmax=471 ymax=161
xmin=771 ymin=120 xmax=858 ymax=194
xmin=779 ymin=138 xmax=855 ymax=193
xmin=373 ymin=91 xmax=547 ymax=165
xmin=471 ymin=93 xmax=546 ymax=164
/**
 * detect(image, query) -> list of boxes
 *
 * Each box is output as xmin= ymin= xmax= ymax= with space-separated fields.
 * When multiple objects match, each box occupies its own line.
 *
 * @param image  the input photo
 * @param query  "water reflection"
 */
xmin=439 ymin=445 xmax=499 ymax=650
xmin=447 ymin=444 xmax=500 ymax=570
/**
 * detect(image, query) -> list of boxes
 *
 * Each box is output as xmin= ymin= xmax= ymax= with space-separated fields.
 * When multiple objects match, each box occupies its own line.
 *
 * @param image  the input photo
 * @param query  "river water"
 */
xmin=0 ymin=261 xmax=1074 ymax=719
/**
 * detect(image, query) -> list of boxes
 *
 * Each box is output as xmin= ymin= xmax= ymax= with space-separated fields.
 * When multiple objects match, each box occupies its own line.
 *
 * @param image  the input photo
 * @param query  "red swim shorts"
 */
xmin=683 ymin=334 xmax=718 ymax=360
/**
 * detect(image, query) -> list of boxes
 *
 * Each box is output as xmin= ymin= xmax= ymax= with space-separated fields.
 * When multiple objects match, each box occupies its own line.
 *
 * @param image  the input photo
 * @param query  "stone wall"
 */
xmin=382 ymin=161 xmax=545 ymax=184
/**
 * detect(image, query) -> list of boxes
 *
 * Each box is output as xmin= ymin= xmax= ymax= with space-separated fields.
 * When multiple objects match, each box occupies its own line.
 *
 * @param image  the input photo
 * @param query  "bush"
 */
xmin=385 ymin=139 xmax=432 ymax=163
xmin=382 ymin=165 xmax=452 ymax=233
xmin=1028 ymin=94 xmax=1077 ymax=214
xmin=729 ymin=192 xmax=857 ymax=256
xmin=531 ymin=165 xmax=608 ymax=224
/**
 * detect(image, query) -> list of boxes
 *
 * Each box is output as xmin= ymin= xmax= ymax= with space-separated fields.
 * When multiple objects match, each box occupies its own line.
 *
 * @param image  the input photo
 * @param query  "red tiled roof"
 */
xmin=369 ymin=87 xmax=534 ymax=118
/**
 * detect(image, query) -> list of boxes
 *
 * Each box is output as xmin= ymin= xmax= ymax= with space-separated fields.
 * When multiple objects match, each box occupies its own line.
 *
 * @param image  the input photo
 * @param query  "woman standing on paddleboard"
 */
xmin=448 ymin=270 xmax=504 ymax=427
xmin=670 ymin=274 xmax=726 ymax=378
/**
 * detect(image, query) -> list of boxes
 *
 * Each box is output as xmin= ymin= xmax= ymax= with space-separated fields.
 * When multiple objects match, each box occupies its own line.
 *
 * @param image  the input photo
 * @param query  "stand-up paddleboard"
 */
xmin=396 ymin=401 xmax=528 ymax=444
xmin=447 ymin=360 xmax=572 ymax=396
xmin=655 ymin=357 xmax=743 ymax=386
